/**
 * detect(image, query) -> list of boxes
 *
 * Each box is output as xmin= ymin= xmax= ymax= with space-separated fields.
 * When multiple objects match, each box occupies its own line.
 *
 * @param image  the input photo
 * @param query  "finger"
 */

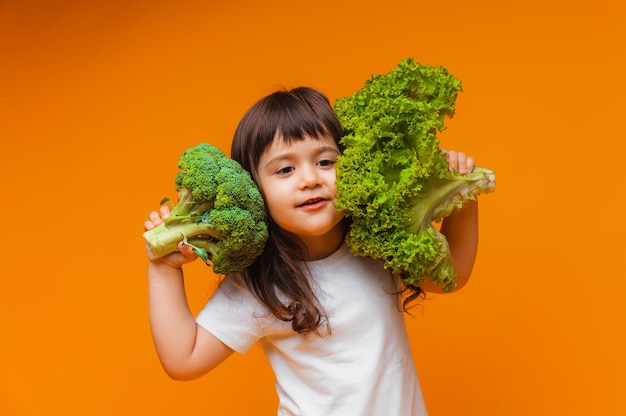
xmin=446 ymin=150 xmax=458 ymax=171
xmin=149 ymin=210 xmax=164 ymax=226
xmin=144 ymin=220 xmax=155 ymax=231
xmin=160 ymin=204 xmax=171 ymax=220
xmin=466 ymin=156 xmax=475 ymax=173
xmin=178 ymin=241 xmax=199 ymax=260
xmin=456 ymin=152 xmax=468 ymax=173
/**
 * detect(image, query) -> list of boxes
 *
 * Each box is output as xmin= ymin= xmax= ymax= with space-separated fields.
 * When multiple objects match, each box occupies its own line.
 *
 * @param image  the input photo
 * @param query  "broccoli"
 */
xmin=334 ymin=58 xmax=496 ymax=291
xmin=143 ymin=143 xmax=268 ymax=275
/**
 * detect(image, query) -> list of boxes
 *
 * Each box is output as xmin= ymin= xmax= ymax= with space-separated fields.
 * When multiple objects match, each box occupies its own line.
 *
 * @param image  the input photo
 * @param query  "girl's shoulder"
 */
xmin=308 ymin=244 xmax=399 ymax=293
xmin=215 ymin=273 xmax=258 ymax=303
xmin=197 ymin=273 xmax=292 ymax=352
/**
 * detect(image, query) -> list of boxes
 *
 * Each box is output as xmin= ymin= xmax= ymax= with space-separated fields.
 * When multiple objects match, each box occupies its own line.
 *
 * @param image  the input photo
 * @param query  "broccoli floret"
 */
xmin=143 ymin=143 xmax=268 ymax=275
xmin=334 ymin=58 xmax=496 ymax=291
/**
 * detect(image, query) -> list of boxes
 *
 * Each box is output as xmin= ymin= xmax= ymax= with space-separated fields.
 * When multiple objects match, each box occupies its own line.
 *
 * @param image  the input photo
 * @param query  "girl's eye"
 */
xmin=318 ymin=159 xmax=336 ymax=167
xmin=276 ymin=166 xmax=294 ymax=175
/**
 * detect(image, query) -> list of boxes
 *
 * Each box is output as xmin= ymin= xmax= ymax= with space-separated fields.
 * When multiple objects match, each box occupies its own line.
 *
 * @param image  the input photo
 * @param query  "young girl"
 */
xmin=144 ymin=87 xmax=479 ymax=415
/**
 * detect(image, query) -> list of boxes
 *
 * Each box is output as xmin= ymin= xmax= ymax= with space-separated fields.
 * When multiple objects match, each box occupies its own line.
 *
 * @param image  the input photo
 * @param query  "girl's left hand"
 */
xmin=442 ymin=149 xmax=475 ymax=174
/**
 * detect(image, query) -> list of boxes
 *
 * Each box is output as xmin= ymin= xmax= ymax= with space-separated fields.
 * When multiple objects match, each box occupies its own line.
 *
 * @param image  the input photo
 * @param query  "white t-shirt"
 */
xmin=196 ymin=244 xmax=428 ymax=416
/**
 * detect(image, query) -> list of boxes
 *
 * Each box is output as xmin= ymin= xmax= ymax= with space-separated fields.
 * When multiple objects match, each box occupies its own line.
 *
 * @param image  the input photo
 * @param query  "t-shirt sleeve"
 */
xmin=195 ymin=274 xmax=269 ymax=354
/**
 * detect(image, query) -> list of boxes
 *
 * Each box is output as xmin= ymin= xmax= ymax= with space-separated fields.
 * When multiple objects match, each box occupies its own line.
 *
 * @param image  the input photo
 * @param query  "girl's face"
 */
xmin=256 ymin=134 xmax=345 ymax=259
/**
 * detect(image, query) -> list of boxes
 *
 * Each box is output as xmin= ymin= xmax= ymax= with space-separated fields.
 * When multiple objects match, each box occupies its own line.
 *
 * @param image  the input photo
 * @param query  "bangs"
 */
xmin=273 ymin=94 xmax=333 ymax=142
xmin=231 ymin=87 xmax=344 ymax=180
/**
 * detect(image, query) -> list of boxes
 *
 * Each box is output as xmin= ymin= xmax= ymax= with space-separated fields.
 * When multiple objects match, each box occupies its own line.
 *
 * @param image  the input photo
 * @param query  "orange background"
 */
xmin=1 ymin=0 xmax=625 ymax=414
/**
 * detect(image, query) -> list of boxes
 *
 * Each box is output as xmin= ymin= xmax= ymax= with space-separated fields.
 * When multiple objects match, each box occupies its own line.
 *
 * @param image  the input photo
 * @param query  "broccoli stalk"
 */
xmin=334 ymin=58 xmax=496 ymax=291
xmin=143 ymin=143 xmax=268 ymax=275
xmin=142 ymin=193 xmax=223 ymax=260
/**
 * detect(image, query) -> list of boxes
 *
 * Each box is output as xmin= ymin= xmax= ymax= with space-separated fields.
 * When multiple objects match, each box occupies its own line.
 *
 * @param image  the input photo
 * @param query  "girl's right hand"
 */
xmin=144 ymin=205 xmax=198 ymax=269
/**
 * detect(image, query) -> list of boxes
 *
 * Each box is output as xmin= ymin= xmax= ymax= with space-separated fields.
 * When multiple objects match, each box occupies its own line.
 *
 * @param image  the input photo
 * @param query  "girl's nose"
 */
xmin=299 ymin=166 xmax=321 ymax=189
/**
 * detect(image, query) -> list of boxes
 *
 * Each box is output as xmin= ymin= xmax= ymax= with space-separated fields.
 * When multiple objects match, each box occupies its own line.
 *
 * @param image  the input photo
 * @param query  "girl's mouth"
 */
xmin=298 ymin=198 xmax=326 ymax=208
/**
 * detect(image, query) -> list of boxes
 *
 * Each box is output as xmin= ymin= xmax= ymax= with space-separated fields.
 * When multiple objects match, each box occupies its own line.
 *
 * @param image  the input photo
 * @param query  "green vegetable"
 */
xmin=143 ymin=143 xmax=269 ymax=275
xmin=334 ymin=58 xmax=495 ymax=291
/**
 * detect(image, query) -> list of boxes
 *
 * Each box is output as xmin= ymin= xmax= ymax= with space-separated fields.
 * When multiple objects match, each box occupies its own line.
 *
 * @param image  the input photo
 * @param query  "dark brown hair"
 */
xmin=230 ymin=87 xmax=419 ymax=334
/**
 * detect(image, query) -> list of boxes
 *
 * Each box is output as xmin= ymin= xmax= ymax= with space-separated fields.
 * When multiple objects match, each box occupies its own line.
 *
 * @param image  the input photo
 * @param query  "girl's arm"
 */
xmin=145 ymin=206 xmax=234 ymax=380
xmin=438 ymin=199 xmax=478 ymax=289
xmin=420 ymin=150 xmax=479 ymax=294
